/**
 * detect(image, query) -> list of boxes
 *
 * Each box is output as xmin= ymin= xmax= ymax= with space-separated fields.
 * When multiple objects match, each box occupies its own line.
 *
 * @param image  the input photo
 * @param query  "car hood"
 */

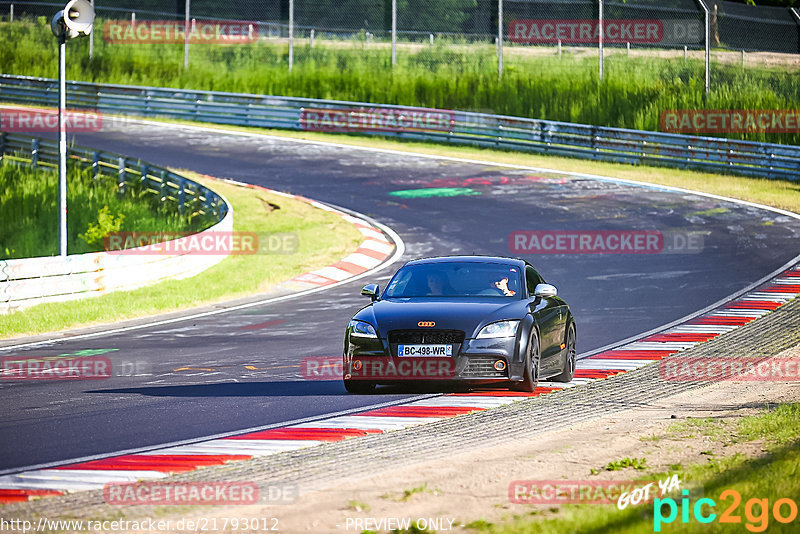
xmin=362 ymin=298 xmax=521 ymax=337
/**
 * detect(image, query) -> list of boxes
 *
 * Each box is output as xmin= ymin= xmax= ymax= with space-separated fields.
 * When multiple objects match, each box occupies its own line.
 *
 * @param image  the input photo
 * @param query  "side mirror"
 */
xmin=533 ymin=283 xmax=557 ymax=298
xmin=361 ymin=283 xmax=379 ymax=301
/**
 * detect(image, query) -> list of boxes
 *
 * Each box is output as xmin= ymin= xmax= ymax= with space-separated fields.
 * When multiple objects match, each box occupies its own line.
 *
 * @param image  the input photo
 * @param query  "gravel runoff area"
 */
xmin=3 ymin=296 xmax=800 ymax=529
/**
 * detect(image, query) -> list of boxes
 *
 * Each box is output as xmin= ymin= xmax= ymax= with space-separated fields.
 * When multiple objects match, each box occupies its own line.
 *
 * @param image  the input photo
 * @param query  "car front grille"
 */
xmin=388 ymin=329 xmax=465 ymax=345
xmin=462 ymin=356 xmax=508 ymax=378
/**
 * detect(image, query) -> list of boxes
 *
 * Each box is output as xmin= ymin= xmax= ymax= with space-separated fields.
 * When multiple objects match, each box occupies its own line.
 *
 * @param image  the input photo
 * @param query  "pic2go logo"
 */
xmin=654 ymin=489 xmax=799 ymax=532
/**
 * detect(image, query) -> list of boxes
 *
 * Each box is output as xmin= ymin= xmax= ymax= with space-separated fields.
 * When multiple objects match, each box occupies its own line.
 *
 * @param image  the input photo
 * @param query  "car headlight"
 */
xmin=349 ymin=319 xmax=378 ymax=338
xmin=476 ymin=320 xmax=519 ymax=339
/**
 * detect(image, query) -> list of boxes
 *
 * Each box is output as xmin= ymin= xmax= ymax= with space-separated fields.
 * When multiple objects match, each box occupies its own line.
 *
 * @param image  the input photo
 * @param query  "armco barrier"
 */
xmin=1 ymin=74 xmax=798 ymax=180
xmin=0 ymin=133 xmax=231 ymax=314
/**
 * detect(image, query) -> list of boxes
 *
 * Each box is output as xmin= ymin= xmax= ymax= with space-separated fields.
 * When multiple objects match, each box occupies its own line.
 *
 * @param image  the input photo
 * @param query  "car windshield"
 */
xmin=383 ymin=262 xmax=522 ymax=298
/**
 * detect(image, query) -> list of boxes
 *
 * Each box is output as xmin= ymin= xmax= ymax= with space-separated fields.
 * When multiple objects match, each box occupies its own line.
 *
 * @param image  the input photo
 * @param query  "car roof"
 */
xmin=403 ymin=255 xmax=527 ymax=269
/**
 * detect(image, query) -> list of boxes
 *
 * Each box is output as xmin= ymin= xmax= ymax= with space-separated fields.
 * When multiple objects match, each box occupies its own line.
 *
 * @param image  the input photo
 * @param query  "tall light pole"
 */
xmin=51 ymin=0 xmax=95 ymax=256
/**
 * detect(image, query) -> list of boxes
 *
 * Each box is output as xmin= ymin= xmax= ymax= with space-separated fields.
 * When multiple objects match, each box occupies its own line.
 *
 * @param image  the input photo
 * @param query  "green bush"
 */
xmin=0 ymin=161 xmax=207 ymax=259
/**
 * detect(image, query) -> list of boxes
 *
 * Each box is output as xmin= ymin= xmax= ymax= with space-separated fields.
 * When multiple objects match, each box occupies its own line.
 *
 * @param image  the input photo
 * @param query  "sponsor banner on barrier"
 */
xmin=103 ymin=20 xmax=258 ymax=44
xmin=103 ymin=231 xmax=297 ymax=255
xmin=510 ymin=480 xmax=659 ymax=505
xmin=660 ymin=109 xmax=800 ymax=134
xmin=509 ymin=19 xmax=702 ymax=45
xmin=1 ymin=356 xmax=112 ymax=380
xmin=659 ymin=357 xmax=800 ymax=382
xmin=300 ymin=107 xmax=455 ymax=133
xmin=0 ymin=107 xmax=103 ymax=132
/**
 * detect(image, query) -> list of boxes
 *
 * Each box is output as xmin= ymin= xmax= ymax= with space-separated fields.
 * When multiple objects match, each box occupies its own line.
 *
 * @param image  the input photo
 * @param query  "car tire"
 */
xmin=552 ymin=322 xmax=576 ymax=383
xmin=343 ymin=379 xmax=376 ymax=394
xmin=511 ymin=329 xmax=540 ymax=392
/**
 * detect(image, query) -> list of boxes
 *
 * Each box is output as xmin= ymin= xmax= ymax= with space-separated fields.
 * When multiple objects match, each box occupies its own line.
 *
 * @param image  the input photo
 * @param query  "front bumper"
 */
xmin=345 ymin=334 xmax=520 ymax=382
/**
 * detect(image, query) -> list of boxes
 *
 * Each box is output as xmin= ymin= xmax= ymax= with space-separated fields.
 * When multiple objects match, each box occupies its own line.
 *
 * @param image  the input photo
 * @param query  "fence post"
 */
xmin=391 ymin=0 xmax=397 ymax=66
xmin=310 ymin=28 xmax=314 ymax=48
xmin=178 ymin=178 xmax=186 ymax=213
xmin=184 ymin=0 xmax=190 ymax=68
xmin=0 ymin=132 xmax=5 ymax=160
xmin=791 ymin=8 xmax=800 ymax=53
xmin=88 ymin=0 xmax=94 ymax=59
xmin=159 ymin=170 xmax=167 ymax=201
xmin=9 ymin=4 xmax=13 ymax=23
xmin=497 ymin=0 xmax=503 ymax=78
xmin=598 ymin=0 xmax=604 ymax=81
xmin=694 ymin=0 xmax=711 ymax=94
xmin=288 ymin=0 xmax=294 ymax=72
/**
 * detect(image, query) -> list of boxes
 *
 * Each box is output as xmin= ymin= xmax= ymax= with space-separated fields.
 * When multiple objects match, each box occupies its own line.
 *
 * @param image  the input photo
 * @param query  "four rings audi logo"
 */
xmin=417 ymin=321 xmax=436 ymax=327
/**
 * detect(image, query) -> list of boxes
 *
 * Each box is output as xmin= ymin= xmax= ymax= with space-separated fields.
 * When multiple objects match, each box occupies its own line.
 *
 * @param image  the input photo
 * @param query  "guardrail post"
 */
xmin=31 ymin=138 xmax=39 ymax=168
xmin=91 ymin=151 xmax=99 ymax=180
xmin=159 ymin=170 xmax=167 ymax=201
xmin=118 ymin=156 xmax=126 ymax=193
xmin=141 ymin=164 xmax=149 ymax=188
xmin=178 ymin=178 xmax=186 ymax=213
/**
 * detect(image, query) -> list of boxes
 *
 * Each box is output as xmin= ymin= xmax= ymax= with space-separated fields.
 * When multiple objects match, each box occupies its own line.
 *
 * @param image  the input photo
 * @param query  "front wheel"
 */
xmin=552 ymin=322 xmax=576 ymax=383
xmin=511 ymin=330 xmax=540 ymax=392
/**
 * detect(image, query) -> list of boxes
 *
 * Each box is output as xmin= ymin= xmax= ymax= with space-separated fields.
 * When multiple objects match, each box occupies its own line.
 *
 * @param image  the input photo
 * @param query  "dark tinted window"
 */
xmin=384 ymin=262 xmax=522 ymax=298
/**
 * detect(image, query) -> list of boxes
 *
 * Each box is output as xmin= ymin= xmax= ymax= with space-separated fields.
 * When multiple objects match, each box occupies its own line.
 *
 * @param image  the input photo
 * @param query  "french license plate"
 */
xmin=397 ymin=344 xmax=452 ymax=357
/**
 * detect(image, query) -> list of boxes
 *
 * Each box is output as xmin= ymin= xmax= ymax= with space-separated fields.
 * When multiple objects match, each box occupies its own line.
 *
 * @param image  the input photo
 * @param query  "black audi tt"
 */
xmin=342 ymin=256 xmax=576 ymax=393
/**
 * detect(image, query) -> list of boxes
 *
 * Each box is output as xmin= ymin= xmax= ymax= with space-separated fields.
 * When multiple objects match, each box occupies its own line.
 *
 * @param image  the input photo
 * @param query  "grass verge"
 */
xmin=0 ymin=172 xmax=363 ymax=338
xmin=466 ymin=404 xmax=800 ymax=533
xmin=1 ymin=18 xmax=798 ymax=145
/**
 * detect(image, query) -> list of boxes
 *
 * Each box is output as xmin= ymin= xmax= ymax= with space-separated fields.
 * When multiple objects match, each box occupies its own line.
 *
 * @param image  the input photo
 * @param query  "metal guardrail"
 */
xmin=0 ymin=132 xmax=228 ymax=220
xmin=1 ymin=74 xmax=798 ymax=180
xmin=0 ymin=132 xmax=232 ymax=313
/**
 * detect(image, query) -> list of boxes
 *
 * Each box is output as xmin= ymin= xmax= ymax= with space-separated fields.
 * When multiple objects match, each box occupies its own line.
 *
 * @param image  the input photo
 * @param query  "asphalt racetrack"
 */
xmin=1 ymin=121 xmax=799 ymax=473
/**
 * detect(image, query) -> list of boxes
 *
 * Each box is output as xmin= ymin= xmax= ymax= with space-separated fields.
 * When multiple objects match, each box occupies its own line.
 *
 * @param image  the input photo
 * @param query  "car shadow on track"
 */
xmin=86 ymin=380 xmax=492 ymax=397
